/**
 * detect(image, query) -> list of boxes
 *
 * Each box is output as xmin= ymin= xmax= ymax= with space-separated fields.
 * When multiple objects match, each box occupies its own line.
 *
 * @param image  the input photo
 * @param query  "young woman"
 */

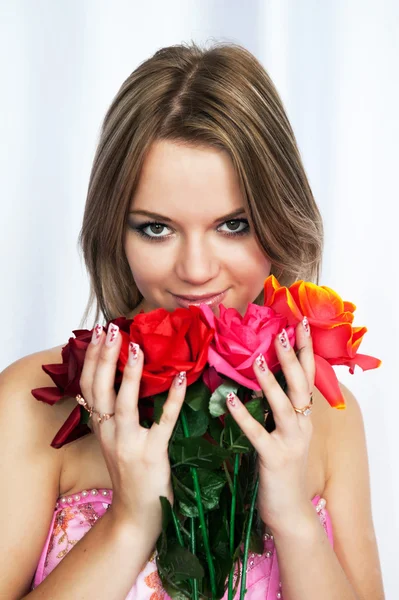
xmin=0 ymin=42 xmax=385 ymax=599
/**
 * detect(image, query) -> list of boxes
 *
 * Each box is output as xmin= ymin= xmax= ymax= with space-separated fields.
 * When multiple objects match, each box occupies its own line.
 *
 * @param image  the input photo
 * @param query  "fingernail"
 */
xmin=91 ymin=324 xmax=103 ymax=345
xmin=174 ymin=371 xmax=186 ymax=387
xmin=226 ymin=391 xmax=236 ymax=406
xmin=278 ymin=328 xmax=290 ymax=351
xmin=105 ymin=323 xmax=119 ymax=347
xmin=128 ymin=342 xmax=140 ymax=366
xmin=255 ymin=353 xmax=268 ymax=372
xmin=302 ymin=316 xmax=310 ymax=337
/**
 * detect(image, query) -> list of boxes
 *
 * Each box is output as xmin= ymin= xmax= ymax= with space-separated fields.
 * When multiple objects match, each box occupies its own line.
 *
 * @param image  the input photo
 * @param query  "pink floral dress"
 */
xmin=32 ymin=488 xmax=333 ymax=599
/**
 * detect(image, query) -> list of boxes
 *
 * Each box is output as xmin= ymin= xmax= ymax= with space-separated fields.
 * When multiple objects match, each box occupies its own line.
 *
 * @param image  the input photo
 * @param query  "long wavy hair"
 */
xmin=78 ymin=41 xmax=324 ymax=327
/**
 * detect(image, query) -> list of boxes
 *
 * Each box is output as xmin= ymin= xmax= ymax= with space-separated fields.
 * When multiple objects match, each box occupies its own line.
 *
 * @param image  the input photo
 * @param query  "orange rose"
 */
xmin=263 ymin=275 xmax=381 ymax=409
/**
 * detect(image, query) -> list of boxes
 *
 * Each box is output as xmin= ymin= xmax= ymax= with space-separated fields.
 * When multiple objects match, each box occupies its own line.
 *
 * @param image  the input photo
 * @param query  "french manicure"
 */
xmin=278 ymin=328 xmax=290 ymax=351
xmin=174 ymin=371 xmax=186 ymax=387
xmin=105 ymin=323 xmax=119 ymax=347
xmin=128 ymin=342 xmax=140 ymax=365
xmin=255 ymin=353 xmax=268 ymax=372
xmin=302 ymin=316 xmax=310 ymax=336
xmin=226 ymin=391 xmax=236 ymax=406
xmin=91 ymin=324 xmax=103 ymax=345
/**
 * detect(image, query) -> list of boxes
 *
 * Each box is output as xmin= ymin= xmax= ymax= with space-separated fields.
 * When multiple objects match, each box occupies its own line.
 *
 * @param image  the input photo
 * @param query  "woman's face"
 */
xmin=124 ymin=140 xmax=271 ymax=318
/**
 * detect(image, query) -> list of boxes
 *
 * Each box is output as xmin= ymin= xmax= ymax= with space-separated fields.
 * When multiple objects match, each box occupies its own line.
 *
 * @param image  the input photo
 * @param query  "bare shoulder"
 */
xmin=0 ymin=344 xmax=77 ymax=598
xmin=310 ymin=381 xmax=363 ymax=444
xmin=325 ymin=380 xmax=364 ymax=437
xmin=0 ymin=343 xmax=76 ymax=445
xmin=320 ymin=379 xmax=370 ymax=493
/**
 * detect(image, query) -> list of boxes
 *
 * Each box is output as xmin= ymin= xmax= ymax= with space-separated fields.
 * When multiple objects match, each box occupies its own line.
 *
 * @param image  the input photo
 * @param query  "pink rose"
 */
xmin=199 ymin=303 xmax=295 ymax=391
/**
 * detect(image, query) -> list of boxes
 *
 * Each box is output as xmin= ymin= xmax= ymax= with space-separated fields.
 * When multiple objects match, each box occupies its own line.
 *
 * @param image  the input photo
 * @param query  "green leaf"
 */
xmin=172 ymin=474 xmax=197 ymax=518
xmin=80 ymin=406 xmax=90 ymax=425
xmin=156 ymin=499 xmax=172 ymax=560
xmin=156 ymin=554 xmax=193 ymax=600
xmin=223 ymin=414 xmax=253 ymax=453
xmin=175 ymin=469 xmax=226 ymax=517
xmin=172 ymin=404 xmax=209 ymax=440
xmin=222 ymin=396 xmax=267 ymax=454
xmin=237 ymin=454 xmax=253 ymax=511
xmin=208 ymin=415 xmax=223 ymax=444
xmin=213 ymin=541 xmax=233 ymax=598
xmin=175 ymin=498 xmax=199 ymax=519
xmin=244 ymin=396 xmax=265 ymax=424
xmin=170 ymin=437 xmax=231 ymax=470
xmin=161 ymin=543 xmax=205 ymax=580
xmin=184 ymin=378 xmax=211 ymax=412
xmin=209 ymin=379 xmax=238 ymax=417
xmin=208 ymin=502 xmax=233 ymax=595
xmin=159 ymin=495 xmax=173 ymax=530
xmin=162 ymin=580 xmax=191 ymax=600
xmin=156 ymin=496 xmax=183 ymax=561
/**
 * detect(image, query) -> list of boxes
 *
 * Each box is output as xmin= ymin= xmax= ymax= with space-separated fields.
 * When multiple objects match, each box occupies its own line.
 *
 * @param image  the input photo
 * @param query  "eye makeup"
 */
xmin=127 ymin=218 xmax=250 ymax=242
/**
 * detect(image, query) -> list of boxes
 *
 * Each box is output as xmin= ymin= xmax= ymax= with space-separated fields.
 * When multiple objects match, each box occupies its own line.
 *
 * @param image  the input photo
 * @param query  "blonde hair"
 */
xmin=78 ymin=41 xmax=324 ymax=327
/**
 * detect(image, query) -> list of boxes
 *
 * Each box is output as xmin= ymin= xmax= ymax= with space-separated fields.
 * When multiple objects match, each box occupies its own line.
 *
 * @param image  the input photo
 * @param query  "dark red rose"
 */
xmin=31 ymin=317 xmax=133 ymax=448
xmin=31 ymin=309 xmax=214 ymax=448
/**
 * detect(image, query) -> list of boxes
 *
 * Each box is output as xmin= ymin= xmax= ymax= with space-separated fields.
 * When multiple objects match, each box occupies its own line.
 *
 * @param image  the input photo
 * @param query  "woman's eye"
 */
xmin=131 ymin=218 xmax=250 ymax=241
xmin=218 ymin=219 xmax=249 ymax=235
xmin=140 ymin=223 xmax=170 ymax=238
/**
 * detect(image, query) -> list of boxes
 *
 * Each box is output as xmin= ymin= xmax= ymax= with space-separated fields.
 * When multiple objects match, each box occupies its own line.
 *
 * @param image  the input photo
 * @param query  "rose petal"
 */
xmin=314 ymin=355 xmax=346 ymax=409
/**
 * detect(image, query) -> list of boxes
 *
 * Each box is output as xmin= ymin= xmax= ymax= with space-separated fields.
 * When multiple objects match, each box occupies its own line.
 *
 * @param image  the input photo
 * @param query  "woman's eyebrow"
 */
xmin=129 ymin=208 xmax=247 ymax=224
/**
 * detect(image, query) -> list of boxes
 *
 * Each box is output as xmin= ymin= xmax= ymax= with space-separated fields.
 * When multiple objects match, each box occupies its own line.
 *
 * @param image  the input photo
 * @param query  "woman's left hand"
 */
xmin=225 ymin=317 xmax=316 ymax=532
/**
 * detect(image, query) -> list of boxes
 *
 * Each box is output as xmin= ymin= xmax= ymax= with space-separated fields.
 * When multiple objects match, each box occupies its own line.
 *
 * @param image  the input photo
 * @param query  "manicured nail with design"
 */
xmin=302 ymin=316 xmax=310 ymax=337
xmin=278 ymin=328 xmax=290 ymax=350
xmin=174 ymin=371 xmax=186 ymax=387
xmin=105 ymin=323 xmax=119 ymax=347
xmin=128 ymin=342 xmax=140 ymax=366
xmin=91 ymin=324 xmax=103 ymax=345
xmin=255 ymin=352 xmax=268 ymax=372
xmin=226 ymin=391 xmax=236 ymax=407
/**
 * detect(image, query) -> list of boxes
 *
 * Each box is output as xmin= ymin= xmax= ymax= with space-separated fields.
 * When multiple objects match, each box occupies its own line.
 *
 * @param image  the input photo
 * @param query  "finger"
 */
xmin=91 ymin=323 xmax=121 ymax=416
xmin=149 ymin=371 xmax=187 ymax=448
xmin=225 ymin=391 xmax=272 ymax=455
xmin=273 ymin=326 xmax=312 ymax=412
xmin=294 ymin=317 xmax=316 ymax=393
xmin=114 ymin=342 xmax=144 ymax=428
xmin=252 ymin=354 xmax=297 ymax=434
xmin=79 ymin=324 xmax=106 ymax=406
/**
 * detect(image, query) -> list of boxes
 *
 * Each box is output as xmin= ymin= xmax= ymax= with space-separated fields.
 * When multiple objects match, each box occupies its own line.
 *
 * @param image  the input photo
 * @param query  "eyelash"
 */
xmin=129 ymin=219 xmax=250 ymax=242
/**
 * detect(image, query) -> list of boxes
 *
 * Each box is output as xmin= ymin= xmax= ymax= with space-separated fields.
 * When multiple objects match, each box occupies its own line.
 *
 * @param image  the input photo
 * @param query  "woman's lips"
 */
xmin=172 ymin=289 xmax=228 ymax=309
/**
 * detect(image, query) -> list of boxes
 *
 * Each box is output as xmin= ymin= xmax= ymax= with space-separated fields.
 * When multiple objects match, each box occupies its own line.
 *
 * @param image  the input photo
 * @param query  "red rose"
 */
xmin=32 ymin=309 xmax=214 ymax=448
xmin=117 ymin=306 xmax=214 ymax=399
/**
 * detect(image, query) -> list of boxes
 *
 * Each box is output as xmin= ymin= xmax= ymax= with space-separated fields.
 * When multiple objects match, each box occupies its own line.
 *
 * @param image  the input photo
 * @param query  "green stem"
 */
xmin=180 ymin=407 xmax=217 ymax=600
xmin=239 ymin=474 xmax=260 ymax=600
xmin=171 ymin=507 xmax=185 ymax=546
xmin=227 ymin=453 xmax=240 ymax=600
xmin=190 ymin=517 xmax=199 ymax=600
xmin=223 ymin=459 xmax=245 ymax=510
xmin=222 ymin=460 xmax=234 ymax=495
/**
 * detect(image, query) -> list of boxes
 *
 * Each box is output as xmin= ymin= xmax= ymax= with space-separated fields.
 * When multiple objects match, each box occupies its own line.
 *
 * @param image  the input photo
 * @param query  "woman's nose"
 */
xmin=175 ymin=238 xmax=220 ymax=284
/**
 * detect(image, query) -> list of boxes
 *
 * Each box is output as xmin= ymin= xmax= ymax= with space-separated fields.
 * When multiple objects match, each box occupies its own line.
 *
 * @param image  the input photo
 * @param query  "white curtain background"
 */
xmin=1 ymin=0 xmax=397 ymax=595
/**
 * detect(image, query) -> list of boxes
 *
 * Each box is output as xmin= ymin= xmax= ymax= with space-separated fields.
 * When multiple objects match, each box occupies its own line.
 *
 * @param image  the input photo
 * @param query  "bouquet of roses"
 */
xmin=32 ymin=275 xmax=381 ymax=600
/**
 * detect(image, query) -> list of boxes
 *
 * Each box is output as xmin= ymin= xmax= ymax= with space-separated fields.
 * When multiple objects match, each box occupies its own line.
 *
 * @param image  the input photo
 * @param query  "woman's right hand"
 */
xmin=79 ymin=323 xmax=187 ymax=541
